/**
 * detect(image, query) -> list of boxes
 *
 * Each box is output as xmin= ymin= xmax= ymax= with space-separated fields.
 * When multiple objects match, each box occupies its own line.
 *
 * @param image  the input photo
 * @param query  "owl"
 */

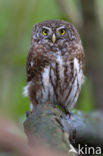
xmin=24 ymin=20 xmax=85 ymax=114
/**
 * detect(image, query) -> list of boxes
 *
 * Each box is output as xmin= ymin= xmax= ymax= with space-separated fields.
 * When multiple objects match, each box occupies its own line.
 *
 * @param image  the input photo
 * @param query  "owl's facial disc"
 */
xmin=41 ymin=26 xmax=67 ymax=44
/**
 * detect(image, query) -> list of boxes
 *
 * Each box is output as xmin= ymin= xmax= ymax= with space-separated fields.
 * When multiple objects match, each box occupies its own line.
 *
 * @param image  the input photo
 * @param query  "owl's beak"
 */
xmin=52 ymin=34 xmax=56 ymax=43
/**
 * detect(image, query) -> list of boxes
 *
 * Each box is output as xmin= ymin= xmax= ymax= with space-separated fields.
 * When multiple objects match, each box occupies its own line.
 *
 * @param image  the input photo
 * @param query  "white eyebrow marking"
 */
xmin=42 ymin=26 xmax=51 ymax=31
xmin=57 ymin=26 xmax=65 ymax=31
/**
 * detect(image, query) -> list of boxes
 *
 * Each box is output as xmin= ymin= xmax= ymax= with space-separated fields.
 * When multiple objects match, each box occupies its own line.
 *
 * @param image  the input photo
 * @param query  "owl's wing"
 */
xmin=26 ymin=46 xmax=49 ymax=82
xmin=72 ymin=43 xmax=85 ymax=71
xmin=80 ymin=48 xmax=85 ymax=71
xmin=26 ymin=47 xmax=36 ymax=82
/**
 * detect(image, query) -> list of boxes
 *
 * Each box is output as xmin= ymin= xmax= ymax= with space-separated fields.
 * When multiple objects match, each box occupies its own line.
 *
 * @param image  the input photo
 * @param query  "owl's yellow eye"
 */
xmin=59 ymin=29 xmax=66 ymax=35
xmin=42 ymin=29 xmax=49 ymax=36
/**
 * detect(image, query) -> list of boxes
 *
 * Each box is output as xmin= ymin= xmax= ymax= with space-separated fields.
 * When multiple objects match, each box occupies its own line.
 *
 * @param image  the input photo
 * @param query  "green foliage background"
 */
xmin=1 ymin=0 xmax=103 ymax=120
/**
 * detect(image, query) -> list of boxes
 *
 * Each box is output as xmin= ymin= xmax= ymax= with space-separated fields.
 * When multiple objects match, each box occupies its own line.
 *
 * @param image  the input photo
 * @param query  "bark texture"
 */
xmin=24 ymin=104 xmax=103 ymax=154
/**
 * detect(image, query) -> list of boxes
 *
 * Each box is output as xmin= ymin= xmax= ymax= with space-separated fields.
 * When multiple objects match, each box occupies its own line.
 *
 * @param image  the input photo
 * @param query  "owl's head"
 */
xmin=32 ymin=20 xmax=80 ymax=44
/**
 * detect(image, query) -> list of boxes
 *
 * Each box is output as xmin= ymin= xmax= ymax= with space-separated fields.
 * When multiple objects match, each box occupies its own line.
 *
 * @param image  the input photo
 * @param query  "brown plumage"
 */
xmin=24 ymin=20 xmax=85 ymax=113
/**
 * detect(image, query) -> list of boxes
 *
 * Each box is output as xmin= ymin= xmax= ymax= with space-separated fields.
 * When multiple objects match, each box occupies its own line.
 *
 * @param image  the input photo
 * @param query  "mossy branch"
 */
xmin=24 ymin=104 xmax=103 ymax=155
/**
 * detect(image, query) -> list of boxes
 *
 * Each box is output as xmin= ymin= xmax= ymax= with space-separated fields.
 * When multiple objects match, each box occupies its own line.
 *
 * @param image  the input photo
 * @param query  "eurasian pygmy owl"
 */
xmin=24 ymin=20 xmax=85 ymax=113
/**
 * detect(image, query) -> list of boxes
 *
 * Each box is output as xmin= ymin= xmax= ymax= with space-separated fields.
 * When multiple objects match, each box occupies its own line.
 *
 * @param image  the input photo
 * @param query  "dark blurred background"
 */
xmin=0 ymin=0 xmax=103 ymax=120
